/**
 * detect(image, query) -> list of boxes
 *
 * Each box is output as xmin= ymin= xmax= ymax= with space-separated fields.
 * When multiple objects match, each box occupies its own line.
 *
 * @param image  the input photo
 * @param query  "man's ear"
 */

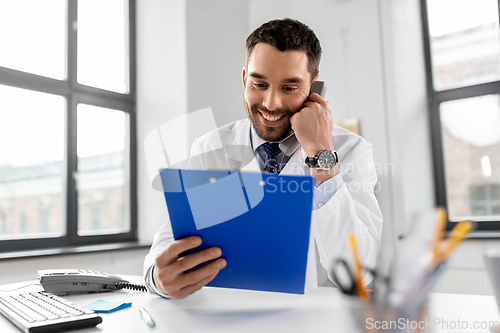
xmin=242 ymin=67 xmax=247 ymax=88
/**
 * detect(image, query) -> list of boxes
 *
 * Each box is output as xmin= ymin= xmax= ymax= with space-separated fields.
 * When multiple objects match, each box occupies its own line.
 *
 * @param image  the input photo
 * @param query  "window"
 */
xmin=422 ymin=0 xmax=500 ymax=231
xmin=40 ymin=210 xmax=49 ymax=233
xmin=0 ymin=0 xmax=136 ymax=252
xmin=470 ymin=184 xmax=500 ymax=216
xmin=0 ymin=214 xmax=5 ymax=235
xmin=20 ymin=213 xmax=27 ymax=234
xmin=0 ymin=1 xmax=66 ymax=80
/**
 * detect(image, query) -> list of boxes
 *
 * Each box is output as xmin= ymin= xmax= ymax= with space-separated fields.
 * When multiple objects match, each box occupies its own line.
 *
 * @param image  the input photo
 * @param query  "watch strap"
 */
xmin=305 ymin=156 xmax=317 ymax=168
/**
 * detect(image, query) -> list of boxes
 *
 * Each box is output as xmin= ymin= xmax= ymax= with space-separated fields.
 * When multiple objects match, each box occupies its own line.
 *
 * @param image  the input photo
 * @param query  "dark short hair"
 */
xmin=245 ymin=18 xmax=322 ymax=81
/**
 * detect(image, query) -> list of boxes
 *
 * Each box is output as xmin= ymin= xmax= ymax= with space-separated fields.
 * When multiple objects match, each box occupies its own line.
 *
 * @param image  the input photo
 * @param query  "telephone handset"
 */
xmin=38 ymin=269 xmax=147 ymax=296
xmin=278 ymin=80 xmax=327 ymax=155
xmin=309 ymin=80 xmax=327 ymax=99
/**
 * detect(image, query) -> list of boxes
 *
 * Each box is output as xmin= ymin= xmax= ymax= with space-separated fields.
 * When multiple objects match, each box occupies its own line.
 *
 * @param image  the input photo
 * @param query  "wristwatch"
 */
xmin=305 ymin=150 xmax=338 ymax=170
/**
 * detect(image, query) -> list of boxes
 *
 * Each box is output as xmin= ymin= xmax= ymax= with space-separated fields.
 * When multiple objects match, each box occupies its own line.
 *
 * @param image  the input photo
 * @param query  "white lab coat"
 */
xmin=144 ymin=118 xmax=383 ymax=295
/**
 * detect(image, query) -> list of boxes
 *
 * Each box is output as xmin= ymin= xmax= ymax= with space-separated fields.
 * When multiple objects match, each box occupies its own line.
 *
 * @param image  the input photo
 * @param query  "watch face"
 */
xmin=318 ymin=150 xmax=336 ymax=169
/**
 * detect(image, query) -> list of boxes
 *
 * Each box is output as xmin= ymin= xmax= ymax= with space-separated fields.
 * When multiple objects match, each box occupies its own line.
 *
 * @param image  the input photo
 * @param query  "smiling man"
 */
xmin=144 ymin=18 xmax=383 ymax=299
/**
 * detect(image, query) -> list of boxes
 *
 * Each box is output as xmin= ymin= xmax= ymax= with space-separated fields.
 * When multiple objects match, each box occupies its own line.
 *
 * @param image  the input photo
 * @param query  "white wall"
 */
xmin=136 ymin=0 xmax=250 ymax=244
xmin=136 ymin=0 xmax=188 ymax=243
xmin=186 ymin=0 xmax=248 ymax=127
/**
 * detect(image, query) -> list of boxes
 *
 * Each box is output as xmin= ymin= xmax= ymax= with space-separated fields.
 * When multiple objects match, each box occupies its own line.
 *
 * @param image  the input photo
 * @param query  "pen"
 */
xmin=347 ymin=233 xmax=370 ymax=301
xmin=139 ymin=307 xmax=155 ymax=327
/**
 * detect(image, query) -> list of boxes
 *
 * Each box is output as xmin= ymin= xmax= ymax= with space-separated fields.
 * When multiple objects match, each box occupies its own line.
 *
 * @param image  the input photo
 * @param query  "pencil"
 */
xmin=347 ymin=233 xmax=370 ymax=301
xmin=440 ymin=220 xmax=473 ymax=261
xmin=431 ymin=208 xmax=447 ymax=268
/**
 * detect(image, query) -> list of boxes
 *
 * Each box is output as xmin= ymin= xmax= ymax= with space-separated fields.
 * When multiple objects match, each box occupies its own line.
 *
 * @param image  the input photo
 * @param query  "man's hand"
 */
xmin=153 ymin=236 xmax=226 ymax=300
xmin=290 ymin=92 xmax=339 ymax=185
xmin=290 ymin=92 xmax=334 ymax=156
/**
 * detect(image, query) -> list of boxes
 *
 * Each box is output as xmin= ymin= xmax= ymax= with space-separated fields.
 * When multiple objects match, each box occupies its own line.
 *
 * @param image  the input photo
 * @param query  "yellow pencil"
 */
xmin=347 ymin=233 xmax=370 ymax=301
xmin=440 ymin=220 xmax=473 ymax=261
xmin=431 ymin=208 xmax=447 ymax=268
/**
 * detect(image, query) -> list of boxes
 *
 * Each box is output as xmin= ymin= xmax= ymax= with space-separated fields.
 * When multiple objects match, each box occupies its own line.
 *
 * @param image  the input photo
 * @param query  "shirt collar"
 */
xmin=249 ymin=124 xmax=295 ymax=153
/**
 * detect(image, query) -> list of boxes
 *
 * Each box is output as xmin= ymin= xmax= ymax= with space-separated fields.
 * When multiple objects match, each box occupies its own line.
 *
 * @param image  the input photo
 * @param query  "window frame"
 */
xmin=421 ymin=0 xmax=500 ymax=233
xmin=0 ymin=0 xmax=137 ymax=251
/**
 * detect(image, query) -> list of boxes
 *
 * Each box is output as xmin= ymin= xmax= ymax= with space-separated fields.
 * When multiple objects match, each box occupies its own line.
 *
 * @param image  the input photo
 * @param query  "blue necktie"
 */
xmin=261 ymin=142 xmax=282 ymax=174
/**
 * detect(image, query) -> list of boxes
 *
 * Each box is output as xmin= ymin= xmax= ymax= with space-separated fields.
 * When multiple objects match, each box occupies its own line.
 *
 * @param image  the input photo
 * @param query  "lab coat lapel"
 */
xmin=224 ymin=119 xmax=260 ymax=173
xmin=280 ymin=147 xmax=308 ymax=176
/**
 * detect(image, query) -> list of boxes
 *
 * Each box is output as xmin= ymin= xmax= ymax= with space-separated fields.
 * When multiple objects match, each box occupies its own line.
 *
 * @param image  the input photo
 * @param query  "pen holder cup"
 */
xmin=345 ymin=296 xmax=429 ymax=333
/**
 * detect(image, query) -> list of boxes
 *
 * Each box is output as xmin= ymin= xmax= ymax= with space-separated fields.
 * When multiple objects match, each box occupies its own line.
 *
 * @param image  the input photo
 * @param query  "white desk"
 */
xmin=0 ymin=276 xmax=499 ymax=332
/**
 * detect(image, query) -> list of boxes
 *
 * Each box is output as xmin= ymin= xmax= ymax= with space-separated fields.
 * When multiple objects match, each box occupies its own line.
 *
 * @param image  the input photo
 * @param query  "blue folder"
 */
xmin=159 ymin=168 xmax=314 ymax=294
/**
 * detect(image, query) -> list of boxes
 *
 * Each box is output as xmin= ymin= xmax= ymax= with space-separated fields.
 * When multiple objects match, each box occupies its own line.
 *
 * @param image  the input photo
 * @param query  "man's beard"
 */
xmin=244 ymin=101 xmax=294 ymax=142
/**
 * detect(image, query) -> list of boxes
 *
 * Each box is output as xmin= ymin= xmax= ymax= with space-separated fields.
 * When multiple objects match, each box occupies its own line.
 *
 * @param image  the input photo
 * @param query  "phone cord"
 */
xmin=115 ymin=282 xmax=147 ymax=292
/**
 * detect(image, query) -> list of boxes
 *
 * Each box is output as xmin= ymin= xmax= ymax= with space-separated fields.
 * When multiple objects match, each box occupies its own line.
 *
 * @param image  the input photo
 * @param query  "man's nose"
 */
xmin=262 ymin=89 xmax=283 ymax=111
